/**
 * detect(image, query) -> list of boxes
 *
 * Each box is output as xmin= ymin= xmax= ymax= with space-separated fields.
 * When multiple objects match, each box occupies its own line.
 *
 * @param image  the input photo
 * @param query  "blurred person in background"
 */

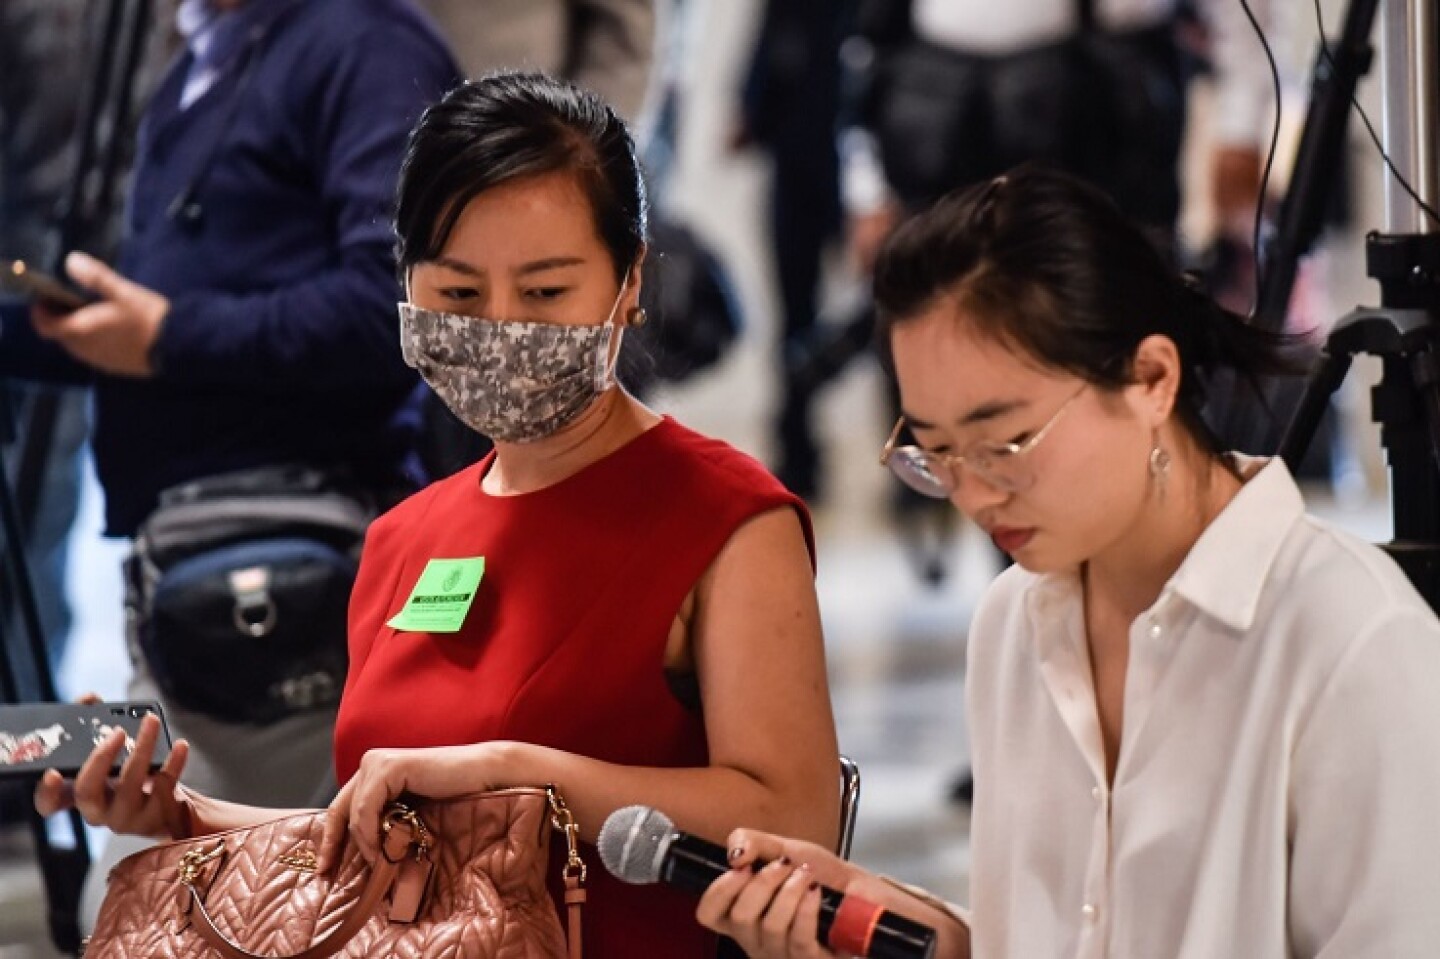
xmin=731 ymin=0 xmax=852 ymax=501
xmin=0 ymin=0 xmax=181 ymax=849
xmin=844 ymin=0 xmax=1275 ymax=265
xmin=0 ymin=0 xmax=459 ymax=922
xmin=415 ymin=0 xmax=657 ymax=121
xmin=0 ymin=0 xmax=97 ymax=854
xmin=785 ymin=0 xmax=1279 ymax=502
xmin=0 ymin=0 xmax=94 ymax=699
xmin=0 ymin=0 xmax=179 ymax=687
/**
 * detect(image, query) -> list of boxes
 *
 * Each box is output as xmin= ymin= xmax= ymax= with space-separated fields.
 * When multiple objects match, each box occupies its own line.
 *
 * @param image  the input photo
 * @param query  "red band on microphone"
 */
xmin=827 ymin=893 xmax=884 ymax=956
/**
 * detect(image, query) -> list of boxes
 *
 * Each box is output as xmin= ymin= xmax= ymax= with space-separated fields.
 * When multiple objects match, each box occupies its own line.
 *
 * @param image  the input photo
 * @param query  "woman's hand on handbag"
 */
xmin=34 ymin=712 xmax=192 ymax=840
xmin=320 ymin=741 xmax=508 ymax=872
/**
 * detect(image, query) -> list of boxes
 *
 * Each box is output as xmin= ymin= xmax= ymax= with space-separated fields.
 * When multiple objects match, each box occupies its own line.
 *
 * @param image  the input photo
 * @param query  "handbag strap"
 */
xmin=549 ymin=786 xmax=586 ymax=959
xmin=565 ymin=875 xmax=585 ymax=959
xmin=176 ymin=808 xmax=422 ymax=959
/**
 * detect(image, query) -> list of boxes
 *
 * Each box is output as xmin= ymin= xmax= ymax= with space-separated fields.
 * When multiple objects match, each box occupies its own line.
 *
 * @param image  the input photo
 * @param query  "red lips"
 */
xmin=989 ymin=527 xmax=1035 ymax=554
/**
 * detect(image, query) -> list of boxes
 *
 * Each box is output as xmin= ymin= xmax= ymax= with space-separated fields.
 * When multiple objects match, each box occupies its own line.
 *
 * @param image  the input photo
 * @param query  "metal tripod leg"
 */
xmin=1277 ymin=298 xmax=1440 ymax=610
xmin=1279 ymin=350 xmax=1353 ymax=469
xmin=0 ymin=388 xmax=90 ymax=956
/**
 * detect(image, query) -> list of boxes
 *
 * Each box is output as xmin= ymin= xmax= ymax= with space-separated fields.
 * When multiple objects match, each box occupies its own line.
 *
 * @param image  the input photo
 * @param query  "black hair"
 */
xmin=395 ymin=71 xmax=648 ymax=282
xmin=873 ymin=165 xmax=1302 ymax=456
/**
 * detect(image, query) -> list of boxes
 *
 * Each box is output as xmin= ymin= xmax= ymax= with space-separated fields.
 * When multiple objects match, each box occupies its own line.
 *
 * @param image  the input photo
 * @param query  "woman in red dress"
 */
xmin=39 ymin=72 xmax=840 ymax=958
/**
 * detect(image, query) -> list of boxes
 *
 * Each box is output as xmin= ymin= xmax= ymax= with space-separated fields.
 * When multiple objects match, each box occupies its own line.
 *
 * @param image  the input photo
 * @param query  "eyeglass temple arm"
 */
xmin=879 ymin=417 xmax=907 ymax=465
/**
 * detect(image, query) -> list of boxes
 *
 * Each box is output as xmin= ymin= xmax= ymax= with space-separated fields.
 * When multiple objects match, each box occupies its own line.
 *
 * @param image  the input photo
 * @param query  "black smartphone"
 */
xmin=0 ymin=701 xmax=172 ymax=779
xmin=1 ymin=258 xmax=92 ymax=311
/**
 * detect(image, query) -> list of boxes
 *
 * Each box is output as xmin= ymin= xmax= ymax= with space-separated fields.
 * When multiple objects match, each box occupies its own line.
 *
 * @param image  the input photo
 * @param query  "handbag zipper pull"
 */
xmin=383 ymin=803 xmax=436 ymax=922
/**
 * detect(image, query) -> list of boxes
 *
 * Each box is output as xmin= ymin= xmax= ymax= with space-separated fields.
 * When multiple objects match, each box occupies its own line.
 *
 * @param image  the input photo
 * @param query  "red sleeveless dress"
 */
xmin=334 ymin=417 xmax=813 ymax=958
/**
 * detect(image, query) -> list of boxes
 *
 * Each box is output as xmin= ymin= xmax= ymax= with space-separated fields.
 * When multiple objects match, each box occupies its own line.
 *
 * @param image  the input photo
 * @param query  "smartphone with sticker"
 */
xmin=1 ymin=259 xmax=93 ymax=311
xmin=0 ymin=701 xmax=172 ymax=779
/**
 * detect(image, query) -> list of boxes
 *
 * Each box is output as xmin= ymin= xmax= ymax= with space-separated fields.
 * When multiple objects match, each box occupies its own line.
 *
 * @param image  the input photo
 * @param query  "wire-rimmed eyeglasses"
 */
xmin=879 ymin=386 xmax=1087 ymax=498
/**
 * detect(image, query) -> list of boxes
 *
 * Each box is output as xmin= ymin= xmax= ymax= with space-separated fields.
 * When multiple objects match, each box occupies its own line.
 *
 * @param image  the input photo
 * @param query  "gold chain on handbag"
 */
xmin=547 ymin=785 xmax=586 ymax=959
xmin=546 ymin=785 xmax=586 ymax=884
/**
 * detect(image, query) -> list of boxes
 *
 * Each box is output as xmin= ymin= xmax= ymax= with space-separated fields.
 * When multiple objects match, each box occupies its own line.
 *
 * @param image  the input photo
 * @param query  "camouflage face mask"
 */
xmin=397 ymin=297 xmax=624 ymax=444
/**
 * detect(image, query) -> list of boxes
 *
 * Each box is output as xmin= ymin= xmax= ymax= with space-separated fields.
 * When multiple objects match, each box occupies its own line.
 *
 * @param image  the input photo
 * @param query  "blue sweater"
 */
xmin=0 ymin=0 xmax=459 ymax=535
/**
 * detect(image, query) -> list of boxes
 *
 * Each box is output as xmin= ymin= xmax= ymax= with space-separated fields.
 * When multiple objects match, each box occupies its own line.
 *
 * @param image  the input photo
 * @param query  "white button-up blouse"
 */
xmin=965 ymin=457 xmax=1440 ymax=957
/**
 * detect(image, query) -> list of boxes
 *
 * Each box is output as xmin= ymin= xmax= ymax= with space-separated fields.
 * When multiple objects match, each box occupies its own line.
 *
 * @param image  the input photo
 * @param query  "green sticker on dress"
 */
xmin=386 ymin=557 xmax=486 ymax=633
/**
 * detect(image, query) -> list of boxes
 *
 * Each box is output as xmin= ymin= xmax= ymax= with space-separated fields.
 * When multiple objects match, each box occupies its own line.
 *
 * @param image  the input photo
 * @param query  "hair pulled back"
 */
xmin=874 ymin=165 xmax=1299 ymax=455
xmin=395 ymin=71 xmax=648 ymax=282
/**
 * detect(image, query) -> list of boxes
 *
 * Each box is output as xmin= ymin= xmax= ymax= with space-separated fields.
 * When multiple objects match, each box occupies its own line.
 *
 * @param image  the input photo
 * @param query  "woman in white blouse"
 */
xmin=696 ymin=166 xmax=1440 ymax=959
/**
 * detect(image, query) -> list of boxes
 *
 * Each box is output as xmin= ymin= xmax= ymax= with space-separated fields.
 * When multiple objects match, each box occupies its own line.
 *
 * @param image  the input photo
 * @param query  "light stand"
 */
xmin=0 ymin=390 xmax=91 ymax=955
xmin=1275 ymin=0 xmax=1440 ymax=611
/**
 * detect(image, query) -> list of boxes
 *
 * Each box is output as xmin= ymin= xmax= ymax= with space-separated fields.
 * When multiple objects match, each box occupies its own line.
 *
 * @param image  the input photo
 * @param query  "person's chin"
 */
xmin=1003 ymin=534 xmax=1071 ymax=575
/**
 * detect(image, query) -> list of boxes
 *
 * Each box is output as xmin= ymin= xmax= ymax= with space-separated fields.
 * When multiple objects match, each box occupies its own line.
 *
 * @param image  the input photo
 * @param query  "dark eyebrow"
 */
xmin=432 ymin=255 xmax=481 ymax=277
xmin=903 ymin=398 xmax=1029 ymax=431
xmin=516 ymin=256 xmax=586 ymax=276
xmin=429 ymin=256 xmax=587 ymax=278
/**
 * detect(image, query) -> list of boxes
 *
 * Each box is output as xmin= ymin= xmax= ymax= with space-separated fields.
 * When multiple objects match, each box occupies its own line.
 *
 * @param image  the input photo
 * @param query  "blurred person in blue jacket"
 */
xmin=4 ymin=0 xmax=458 ymax=540
xmin=0 ymin=0 xmax=459 ymax=915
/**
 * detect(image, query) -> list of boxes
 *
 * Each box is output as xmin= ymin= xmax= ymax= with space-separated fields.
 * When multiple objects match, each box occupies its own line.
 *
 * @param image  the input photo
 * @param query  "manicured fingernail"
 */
xmin=727 ymin=845 xmax=745 ymax=863
xmin=780 ymin=856 xmax=792 ymax=866
xmin=808 ymin=881 xmax=819 ymax=891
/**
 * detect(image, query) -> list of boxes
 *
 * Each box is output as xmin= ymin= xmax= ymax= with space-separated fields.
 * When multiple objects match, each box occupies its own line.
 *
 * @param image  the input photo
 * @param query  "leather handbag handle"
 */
xmin=178 ymin=812 xmax=417 ymax=959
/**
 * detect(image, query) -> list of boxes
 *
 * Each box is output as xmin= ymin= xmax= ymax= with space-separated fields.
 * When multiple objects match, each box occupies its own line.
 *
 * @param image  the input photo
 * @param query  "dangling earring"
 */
xmin=625 ymin=306 xmax=648 ymax=327
xmin=1149 ymin=437 xmax=1172 ymax=500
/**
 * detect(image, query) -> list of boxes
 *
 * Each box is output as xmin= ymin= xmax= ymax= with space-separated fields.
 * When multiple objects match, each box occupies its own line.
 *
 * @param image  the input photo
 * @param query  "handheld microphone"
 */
xmin=597 ymin=806 xmax=937 ymax=959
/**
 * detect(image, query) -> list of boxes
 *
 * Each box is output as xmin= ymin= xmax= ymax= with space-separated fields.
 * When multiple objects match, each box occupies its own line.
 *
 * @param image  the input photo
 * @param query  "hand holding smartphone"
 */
xmin=0 ymin=701 xmax=172 ymax=779
xmin=1 ymin=258 xmax=94 ymax=312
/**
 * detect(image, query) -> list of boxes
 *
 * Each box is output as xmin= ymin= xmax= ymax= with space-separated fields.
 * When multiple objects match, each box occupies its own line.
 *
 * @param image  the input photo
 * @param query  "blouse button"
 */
xmin=1149 ymin=621 xmax=1163 ymax=639
xmin=1082 ymin=903 xmax=1098 ymax=921
xmin=1091 ymin=785 xmax=1103 ymax=802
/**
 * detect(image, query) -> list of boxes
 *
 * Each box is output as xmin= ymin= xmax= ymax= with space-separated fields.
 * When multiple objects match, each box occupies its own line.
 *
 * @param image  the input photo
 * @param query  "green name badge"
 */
xmin=386 ymin=557 xmax=486 ymax=633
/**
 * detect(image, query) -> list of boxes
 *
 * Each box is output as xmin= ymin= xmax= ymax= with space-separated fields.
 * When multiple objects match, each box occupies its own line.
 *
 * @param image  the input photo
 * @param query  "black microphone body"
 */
xmin=599 ymin=806 xmax=937 ymax=959
xmin=663 ymin=833 xmax=935 ymax=959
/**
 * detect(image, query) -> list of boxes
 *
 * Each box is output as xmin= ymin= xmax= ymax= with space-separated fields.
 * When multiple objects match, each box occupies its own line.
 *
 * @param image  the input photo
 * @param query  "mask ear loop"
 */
xmin=595 ymin=266 xmax=633 ymax=391
xmin=397 ymin=271 xmax=432 ymax=371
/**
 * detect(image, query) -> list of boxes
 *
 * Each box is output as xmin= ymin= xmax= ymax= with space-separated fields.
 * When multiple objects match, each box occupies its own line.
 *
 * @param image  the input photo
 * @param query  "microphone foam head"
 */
xmin=596 ymin=805 xmax=676 ymax=885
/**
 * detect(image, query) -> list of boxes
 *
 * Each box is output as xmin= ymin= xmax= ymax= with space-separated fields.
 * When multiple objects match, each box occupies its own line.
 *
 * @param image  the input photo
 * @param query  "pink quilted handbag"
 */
xmin=82 ymin=786 xmax=585 ymax=959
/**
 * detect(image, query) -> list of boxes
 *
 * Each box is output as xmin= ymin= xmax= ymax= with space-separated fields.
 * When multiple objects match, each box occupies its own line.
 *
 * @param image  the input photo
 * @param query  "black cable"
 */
xmin=1311 ymin=0 xmax=1440 ymax=227
xmin=1236 ymin=0 xmax=1285 ymax=321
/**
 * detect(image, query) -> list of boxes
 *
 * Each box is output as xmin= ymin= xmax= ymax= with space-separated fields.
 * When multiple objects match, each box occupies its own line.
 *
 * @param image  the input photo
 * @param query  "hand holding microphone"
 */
xmin=598 ymin=806 xmax=937 ymax=959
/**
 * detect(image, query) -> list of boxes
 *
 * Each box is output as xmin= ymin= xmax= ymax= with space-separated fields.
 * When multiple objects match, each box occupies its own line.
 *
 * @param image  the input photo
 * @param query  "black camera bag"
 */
xmin=125 ymin=466 xmax=376 ymax=725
